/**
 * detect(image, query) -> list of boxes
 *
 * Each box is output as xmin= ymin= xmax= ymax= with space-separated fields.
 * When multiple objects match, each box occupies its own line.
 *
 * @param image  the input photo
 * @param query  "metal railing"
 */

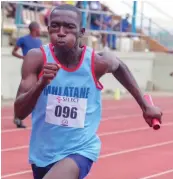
xmin=121 ymin=0 xmax=173 ymax=50
xmin=122 ymin=0 xmax=173 ymax=32
xmin=1 ymin=1 xmax=171 ymax=51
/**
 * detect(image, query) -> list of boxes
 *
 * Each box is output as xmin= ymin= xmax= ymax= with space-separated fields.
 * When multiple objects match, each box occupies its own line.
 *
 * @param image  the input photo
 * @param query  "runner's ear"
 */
xmin=79 ymin=28 xmax=85 ymax=38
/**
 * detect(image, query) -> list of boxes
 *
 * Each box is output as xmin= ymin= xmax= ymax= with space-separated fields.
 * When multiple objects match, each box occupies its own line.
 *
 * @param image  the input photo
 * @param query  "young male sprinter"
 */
xmin=14 ymin=4 xmax=162 ymax=179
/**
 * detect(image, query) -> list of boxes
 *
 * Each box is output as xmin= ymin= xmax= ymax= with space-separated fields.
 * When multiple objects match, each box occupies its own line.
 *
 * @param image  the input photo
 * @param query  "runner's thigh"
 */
xmin=43 ymin=157 xmax=79 ymax=179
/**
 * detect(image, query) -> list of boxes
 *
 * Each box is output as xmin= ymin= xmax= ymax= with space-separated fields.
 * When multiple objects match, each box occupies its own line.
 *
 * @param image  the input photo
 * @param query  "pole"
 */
xmin=15 ymin=3 xmax=22 ymax=25
xmin=140 ymin=1 xmax=144 ymax=31
xmin=82 ymin=1 xmax=87 ymax=28
xmin=132 ymin=1 xmax=137 ymax=33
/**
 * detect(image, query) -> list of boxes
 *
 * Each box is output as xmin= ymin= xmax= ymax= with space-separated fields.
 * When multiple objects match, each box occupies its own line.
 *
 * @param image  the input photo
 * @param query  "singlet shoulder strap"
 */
xmin=90 ymin=49 xmax=103 ymax=90
xmin=38 ymin=45 xmax=47 ymax=79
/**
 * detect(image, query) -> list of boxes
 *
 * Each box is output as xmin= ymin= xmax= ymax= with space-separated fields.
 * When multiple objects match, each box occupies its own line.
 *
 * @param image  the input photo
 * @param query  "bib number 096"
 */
xmin=55 ymin=105 xmax=77 ymax=119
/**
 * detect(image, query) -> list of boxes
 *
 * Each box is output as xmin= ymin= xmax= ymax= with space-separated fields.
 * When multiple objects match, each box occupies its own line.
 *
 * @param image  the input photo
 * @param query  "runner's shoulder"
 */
xmin=26 ymin=48 xmax=43 ymax=61
xmin=92 ymin=52 xmax=109 ymax=78
xmin=94 ymin=51 xmax=120 ymax=74
xmin=24 ymin=48 xmax=44 ymax=68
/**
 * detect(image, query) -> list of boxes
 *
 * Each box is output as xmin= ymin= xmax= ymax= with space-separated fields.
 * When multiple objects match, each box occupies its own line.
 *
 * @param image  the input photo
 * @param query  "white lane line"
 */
xmin=2 ymin=127 xmax=32 ymax=133
xmin=99 ymin=140 xmax=173 ymax=159
xmin=139 ymin=169 xmax=173 ymax=179
xmin=99 ymin=122 xmax=173 ymax=136
xmin=2 ymin=141 xmax=173 ymax=178
xmin=2 ymin=122 xmax=173 ymax=152
xmin=1 ymin=145 xmax=29 ymax=152
xmin=1 ymin=170 xmax=32 ymax=178
xmin=1 ymin=105 xmax=134 ymax=120
xmin=2 ymin=110 xmax=172 ymax=133
xmin=1 ymin=113 xmax=142 ymax=133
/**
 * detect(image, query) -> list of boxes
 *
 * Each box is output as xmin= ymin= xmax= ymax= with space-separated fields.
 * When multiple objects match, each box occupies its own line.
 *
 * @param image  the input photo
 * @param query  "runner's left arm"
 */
xmin=95 ymin=52 xmax=162 ymax=126
xmin=96 ymin=52 xmax=149 ymax=111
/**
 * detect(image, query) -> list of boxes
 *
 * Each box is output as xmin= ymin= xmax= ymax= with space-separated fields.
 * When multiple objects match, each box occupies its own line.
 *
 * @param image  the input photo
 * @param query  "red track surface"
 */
xmin=1 ymin=97 xmax=173 ymax=179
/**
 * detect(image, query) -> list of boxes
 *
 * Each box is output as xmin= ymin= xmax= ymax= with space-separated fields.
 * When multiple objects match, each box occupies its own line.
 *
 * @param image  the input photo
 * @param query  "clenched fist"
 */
xmin=143 ymin=105 xmax=162 ymax=127
xmin=40 ymin=63 xmax=61 ymax=85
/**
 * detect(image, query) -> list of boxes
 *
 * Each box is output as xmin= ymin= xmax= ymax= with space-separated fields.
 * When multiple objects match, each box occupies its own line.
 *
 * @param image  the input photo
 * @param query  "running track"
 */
xmin=1 ymin=96 xmax=173 ymax=179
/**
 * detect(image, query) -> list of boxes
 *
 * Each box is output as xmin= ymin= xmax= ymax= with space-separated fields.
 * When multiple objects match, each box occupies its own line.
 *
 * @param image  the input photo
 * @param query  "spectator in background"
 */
xmin=5 ymin=3 xmax=16 ymax=18
xmin=110 ymin=13 xmax=130 ymax=48
xmin=12 ymin=21 xmax=42 ymax=60
xmin=113 ymin=13 xmax=130 ymax=33
xmin=76 ymin=1 xmax=83 ymax=8
xmin=90 ymin=1 xmax=102 ymax=30
xmin=90 ymin=2 xmax=108 ymax=48
xmin=12 ymin=21 xmax=42 ymax=128
xmin=76 ymin=1 xmax=90 ymax=28
xmin=23 ymin=1 xmax=45 ymax=12
xmin=102 ymin=6 xmax=112 ymax=27
xmin=121 ymin=13 xmax=130 ymax=32
xmin=101 ymin=6 xmax=117 ymax=50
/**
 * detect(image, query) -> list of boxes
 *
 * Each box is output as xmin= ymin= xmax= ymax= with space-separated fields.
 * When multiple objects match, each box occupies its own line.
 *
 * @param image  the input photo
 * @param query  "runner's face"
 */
xmin=48 ymin=10 xmax=80 ymax=50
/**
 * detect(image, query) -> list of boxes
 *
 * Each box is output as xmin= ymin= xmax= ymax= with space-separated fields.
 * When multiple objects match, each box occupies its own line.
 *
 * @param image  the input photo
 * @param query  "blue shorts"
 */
xmin=31 ymin=154 xmax=93 ymax=179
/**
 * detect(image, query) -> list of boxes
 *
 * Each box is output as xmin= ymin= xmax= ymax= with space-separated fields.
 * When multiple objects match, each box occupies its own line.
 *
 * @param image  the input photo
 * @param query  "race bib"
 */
xmin=45 ymin=94 xmax=87 ymax=128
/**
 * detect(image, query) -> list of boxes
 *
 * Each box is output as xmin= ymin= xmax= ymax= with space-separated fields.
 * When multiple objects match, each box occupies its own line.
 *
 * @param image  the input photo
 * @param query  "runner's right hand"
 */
xmin=40 ymin=63 xmax=61 ymax=85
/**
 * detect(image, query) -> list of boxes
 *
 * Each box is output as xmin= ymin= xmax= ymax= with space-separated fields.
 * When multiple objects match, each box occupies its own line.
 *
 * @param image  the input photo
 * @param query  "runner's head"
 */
xmin=48 ymin=4 xmax=85 ymax=50
xmin=29 ymin=21 xmax=40 ymax=37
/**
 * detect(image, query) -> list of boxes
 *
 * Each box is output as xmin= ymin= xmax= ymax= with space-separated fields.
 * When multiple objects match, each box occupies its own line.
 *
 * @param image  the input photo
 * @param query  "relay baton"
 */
xmin=143 ymin=94 xmax=161 ymax=130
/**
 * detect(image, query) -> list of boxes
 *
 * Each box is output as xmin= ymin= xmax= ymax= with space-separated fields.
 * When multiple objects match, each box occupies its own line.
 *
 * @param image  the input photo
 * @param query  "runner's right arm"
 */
xmin=14 ymin=48 xmax=60 ymax=120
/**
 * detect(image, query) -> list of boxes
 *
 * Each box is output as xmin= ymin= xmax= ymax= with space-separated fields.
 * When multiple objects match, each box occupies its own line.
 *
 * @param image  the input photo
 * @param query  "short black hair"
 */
xmin=49 ymin=4 xmax=82 ymax=27
xmin=28 ymin=21 xmax=39 ymax=31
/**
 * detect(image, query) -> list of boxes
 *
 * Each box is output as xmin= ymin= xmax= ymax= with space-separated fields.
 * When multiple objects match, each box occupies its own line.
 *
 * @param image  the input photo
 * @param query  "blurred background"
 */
xmin=1 ymin=1 xmax=173 ymax=178
xmin=1 ymin=0 xmax=173 ymax=101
